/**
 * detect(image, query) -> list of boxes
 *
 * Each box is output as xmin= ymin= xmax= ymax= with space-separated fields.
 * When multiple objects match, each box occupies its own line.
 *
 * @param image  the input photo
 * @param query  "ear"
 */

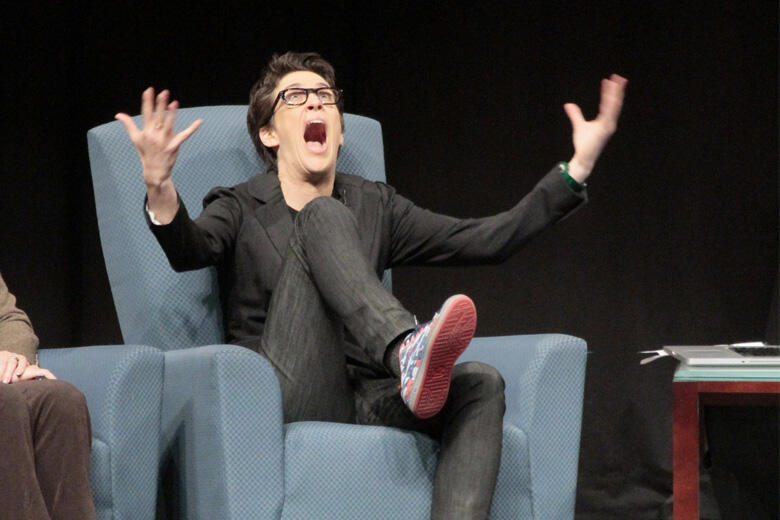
xmin=259 ymin=125 xmax=279 ymax=148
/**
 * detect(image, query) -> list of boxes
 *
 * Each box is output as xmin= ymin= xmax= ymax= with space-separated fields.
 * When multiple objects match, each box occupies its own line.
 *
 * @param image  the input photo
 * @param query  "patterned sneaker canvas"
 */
xmin=398 ymin=294 xmax=477 ymax=419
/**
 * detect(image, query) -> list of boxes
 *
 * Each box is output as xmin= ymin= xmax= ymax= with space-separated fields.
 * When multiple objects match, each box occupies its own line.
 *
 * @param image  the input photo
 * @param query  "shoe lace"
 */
xmin=399 ymin=312 xmax=439 ymax=367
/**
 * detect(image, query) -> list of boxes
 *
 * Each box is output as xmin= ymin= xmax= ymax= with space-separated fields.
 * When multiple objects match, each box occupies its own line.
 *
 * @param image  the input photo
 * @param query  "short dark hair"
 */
xmin=247 ymin=51 xmax=344 ymax=166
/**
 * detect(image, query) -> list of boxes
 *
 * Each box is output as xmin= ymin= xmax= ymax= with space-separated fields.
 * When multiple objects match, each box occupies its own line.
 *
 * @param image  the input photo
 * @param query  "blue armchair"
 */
xmin=38 ymin=344 xmax=163 ymax=520
xmin=87 ymin=106 xmax=587 ymax=519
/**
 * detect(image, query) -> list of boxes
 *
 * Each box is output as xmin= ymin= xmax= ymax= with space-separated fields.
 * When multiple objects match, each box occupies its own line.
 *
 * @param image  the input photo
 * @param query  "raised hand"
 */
xmin=115 ymin=88 xmax=202 ymax=223
xmin=115 ymin=88 xmax=202 ymax=187
xmin=564 ymin=74 xmax=628 ymax=182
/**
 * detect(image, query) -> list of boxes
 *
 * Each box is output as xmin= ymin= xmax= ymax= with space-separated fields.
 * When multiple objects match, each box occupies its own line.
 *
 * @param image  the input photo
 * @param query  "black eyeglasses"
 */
xmin=272 ymin=87 xmax=343 ymax=112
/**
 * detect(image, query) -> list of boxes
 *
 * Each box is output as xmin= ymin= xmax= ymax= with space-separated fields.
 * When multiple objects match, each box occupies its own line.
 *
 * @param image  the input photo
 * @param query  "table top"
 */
xmin=674 ymin=363 xmax=780 ymax=382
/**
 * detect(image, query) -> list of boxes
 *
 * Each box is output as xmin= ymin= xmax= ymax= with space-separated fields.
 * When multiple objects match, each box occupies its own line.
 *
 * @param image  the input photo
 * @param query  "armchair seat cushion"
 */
xmin=282 ymin=422 xmax=437 ymax=519
xmin=280 ymin=421 xmax=531 ymax=519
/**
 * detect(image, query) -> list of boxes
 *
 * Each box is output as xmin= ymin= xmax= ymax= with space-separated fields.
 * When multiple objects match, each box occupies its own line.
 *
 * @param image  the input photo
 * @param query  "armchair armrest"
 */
xmin=39 ymin=344 xmax=164 ymax=520
xmin=161 ymin=344 xmax=285 ymax=520
xmin=459 ymin=333 xmax=587 ymax=520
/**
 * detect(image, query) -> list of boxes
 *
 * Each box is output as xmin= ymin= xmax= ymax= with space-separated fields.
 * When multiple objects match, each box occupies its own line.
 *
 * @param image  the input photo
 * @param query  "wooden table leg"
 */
xmin=673 ymin=381 xmax=699 ymax=520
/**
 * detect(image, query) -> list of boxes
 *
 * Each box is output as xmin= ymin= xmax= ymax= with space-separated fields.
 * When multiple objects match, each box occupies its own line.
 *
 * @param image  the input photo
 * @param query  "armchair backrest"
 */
xmin=88 ymin=106 xmax=389 ymax=350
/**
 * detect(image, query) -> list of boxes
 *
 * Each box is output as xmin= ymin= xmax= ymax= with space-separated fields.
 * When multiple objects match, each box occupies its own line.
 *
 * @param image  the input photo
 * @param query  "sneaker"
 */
xmin=398 ymin=294 xmax=477 ymax=419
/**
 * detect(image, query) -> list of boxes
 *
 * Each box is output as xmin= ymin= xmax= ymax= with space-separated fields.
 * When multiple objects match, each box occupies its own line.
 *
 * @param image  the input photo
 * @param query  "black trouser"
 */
xmin=0 ymin=379 xmax=96 ymax=520
xmin=249 ymin=196 xmax=505 ymax=519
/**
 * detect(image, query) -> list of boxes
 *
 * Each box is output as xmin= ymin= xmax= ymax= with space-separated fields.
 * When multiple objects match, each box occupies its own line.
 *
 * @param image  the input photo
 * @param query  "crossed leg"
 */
xmin=254 ymin=196 xmax=504 ymax=519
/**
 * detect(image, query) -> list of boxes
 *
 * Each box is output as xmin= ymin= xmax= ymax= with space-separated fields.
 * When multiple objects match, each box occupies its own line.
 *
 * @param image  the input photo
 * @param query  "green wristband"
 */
xmin=559 ymin=161 xmax=586 ymax=192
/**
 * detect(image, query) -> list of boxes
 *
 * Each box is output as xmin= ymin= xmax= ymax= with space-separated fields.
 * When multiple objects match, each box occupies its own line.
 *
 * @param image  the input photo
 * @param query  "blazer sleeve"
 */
xmin=388 ymin=165 xmax=587 ymax=267
xmin=147 ymin=188 xmax=243 ymax=272
xmin=0 ymin=273 xmax=38 ymax=362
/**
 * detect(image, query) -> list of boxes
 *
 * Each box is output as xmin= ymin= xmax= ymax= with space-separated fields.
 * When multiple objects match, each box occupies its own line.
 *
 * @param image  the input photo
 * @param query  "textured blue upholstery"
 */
xmin=461 ymin=335 xmax=586 ymax=519
xmin=87 ymin=106 xmax=587 ymax=519
xmin=39 ymin=344 xmax=163 ymax=520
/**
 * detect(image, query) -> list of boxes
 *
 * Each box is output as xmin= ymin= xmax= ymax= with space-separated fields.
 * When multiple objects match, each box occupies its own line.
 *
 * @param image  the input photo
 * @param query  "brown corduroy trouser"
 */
xmin=0 ymin=379 xmax=96 ymax=520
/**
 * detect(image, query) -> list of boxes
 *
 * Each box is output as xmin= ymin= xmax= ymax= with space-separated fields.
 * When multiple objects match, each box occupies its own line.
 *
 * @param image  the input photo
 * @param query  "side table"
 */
xmin=672 ymin=365 xmax=780 ymax=519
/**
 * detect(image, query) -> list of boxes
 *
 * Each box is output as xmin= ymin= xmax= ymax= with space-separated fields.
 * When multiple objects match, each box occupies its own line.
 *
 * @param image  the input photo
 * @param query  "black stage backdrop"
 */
xmin=2 ymin=2 xmax=777 ymax=519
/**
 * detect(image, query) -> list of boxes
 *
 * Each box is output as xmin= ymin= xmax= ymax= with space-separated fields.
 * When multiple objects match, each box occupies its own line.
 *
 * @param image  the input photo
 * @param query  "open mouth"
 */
xmin=304 ymin=120 xmax=327 ymax=152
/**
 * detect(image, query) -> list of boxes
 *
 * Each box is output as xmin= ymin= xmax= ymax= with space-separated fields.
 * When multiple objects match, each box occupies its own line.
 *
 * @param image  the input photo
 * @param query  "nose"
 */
xmin=304 ymin=90 xmax=323 ymax=110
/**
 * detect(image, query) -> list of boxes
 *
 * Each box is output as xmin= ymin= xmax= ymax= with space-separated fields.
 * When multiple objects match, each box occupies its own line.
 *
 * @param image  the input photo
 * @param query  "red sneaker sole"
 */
xmin=410 ymin=294 xmax=477 ymax=419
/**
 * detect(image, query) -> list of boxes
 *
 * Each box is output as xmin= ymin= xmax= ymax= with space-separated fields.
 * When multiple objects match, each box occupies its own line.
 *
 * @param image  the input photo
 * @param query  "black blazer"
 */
xmin=148 ymin=166 xmax=586 ymax=345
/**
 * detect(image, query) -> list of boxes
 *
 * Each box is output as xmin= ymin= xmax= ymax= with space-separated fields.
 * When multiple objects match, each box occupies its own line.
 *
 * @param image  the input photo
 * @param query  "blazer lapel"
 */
xmin=245 ymin=172 xmax=363 ymax=261
xmin=246 ymin=173 xmax=294 ymax=260
xmin=334 ymin=173 xmax=363 ymax=213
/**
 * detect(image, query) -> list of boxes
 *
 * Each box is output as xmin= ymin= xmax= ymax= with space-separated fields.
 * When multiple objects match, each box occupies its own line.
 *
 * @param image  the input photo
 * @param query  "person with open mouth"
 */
xmin=116 ymin=51 xmax=627 ymax=519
